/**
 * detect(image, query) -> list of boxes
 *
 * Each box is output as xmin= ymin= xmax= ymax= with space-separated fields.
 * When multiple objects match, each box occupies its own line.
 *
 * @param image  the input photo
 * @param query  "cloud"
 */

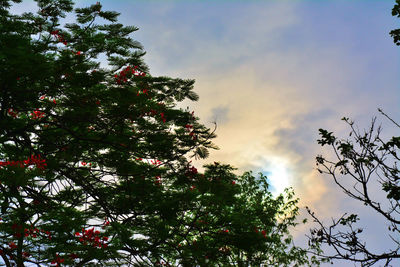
xmin=209 ymin=106 xmax=230 ymax=125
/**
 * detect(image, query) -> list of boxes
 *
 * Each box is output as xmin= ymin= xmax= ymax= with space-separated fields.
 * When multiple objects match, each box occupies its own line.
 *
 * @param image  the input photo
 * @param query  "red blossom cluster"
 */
xmin=51 ymin=254 xmax=64 ymax=266
xmin=186 ymin=166 xmax=198 ymax=176
xmin=7 ymin=106 xmax=49 ymax=120
xmin=101 ymin=219 xmax=110 ymax=229
xmin=139 ymin=88 xmax=149 ymax=96
xmin=185 ymin=162 xmax=198 ymax=179
xmin=0 ymin=246 xmax=26 ymax=260
xmin=141 ymin=109 xmax=166 ymax=123
xmin=11 ymin=223 xmax=52 ymax=240
xmin=2 ymin=224 xmax=51 ymax=260
xmin=154 ymin=175 xmax=162 ymax=186
xmin=30 ymin=109 xmax=46 ymax=120
xmin=261 ymin=230 xmax=267 ymax=238
xmin=50 ymin=252 xmax=78 ymax=266
xmin=50 ymin=30 xmax=67 ymax=45
xmin=150 ymin=159 xmax=162 ymax=166
xmin=1 ymin=221 xmax=111 ymax=264
xmin=254 ymin=227 xmax=267 ymax=238
xmin=50 ymin=30 xmax=83 ymax=57
xmin=39 ymin=95 xmax=57 ymax=104
xmin=8 ymin=242 xmax=17 ymax=250
xmin=184 ymin=124 xmax=193 ymax=131
xmin=114 ymin=65 xmax=145 ymax=84
xmin=0 ymin=154 xmax=47 ymax=170
xmin=80 ymin=161 xmax=92 ymax=167
xmin=184 ymin=124 xmax=196 ymax=140
xmin=7 ymin=108 xmax=18 ymax=118
xmin=75 ymin=227 xmax=108 ymax=248
xmin=160 ymin=112 xmax=166 ymax=123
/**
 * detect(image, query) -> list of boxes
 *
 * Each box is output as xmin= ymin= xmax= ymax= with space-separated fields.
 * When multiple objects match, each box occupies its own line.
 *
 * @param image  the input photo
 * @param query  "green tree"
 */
xmin=0 ymin=0 xmax=320 ymax=266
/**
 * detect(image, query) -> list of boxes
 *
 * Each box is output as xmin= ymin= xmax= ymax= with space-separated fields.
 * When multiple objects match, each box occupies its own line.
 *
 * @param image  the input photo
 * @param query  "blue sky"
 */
xmin=11 ymin=0 xmax=400 ymax=266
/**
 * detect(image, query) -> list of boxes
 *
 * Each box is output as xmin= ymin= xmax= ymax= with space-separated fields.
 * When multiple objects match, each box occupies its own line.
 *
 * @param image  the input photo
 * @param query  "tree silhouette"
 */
xmin=390 ymin=0 xmax=400 ymax=45
xmin=308 ymin=111 xmax=400 ymax=266
xmin=0 ymin=0 xmax=321 ymax=266
xmin=307 ymin=2 xmax=400 ymax=265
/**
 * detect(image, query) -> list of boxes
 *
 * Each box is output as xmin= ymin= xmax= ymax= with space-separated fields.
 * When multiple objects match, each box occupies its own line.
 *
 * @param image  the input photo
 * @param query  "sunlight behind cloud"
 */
xmin=266 ymin=159 xmax=291 ymax=197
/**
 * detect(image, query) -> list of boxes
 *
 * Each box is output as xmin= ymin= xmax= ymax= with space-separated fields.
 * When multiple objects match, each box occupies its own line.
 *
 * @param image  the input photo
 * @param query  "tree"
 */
xmin=306 ymin=1 xmax=400 ymax=265
xmin=307 ymin=3 xmax=400 ymax=266
xmin=0 ymin=0 xmax=321 ymax=266
xmin=307 ymin=111 xmax=400 ymax=266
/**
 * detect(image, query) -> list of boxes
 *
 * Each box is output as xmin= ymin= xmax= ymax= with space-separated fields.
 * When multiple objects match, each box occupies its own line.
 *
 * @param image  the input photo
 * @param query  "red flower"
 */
xmin=7 ymin=108 xmax=18 ymax=118
xmin=30 ymin=109 xmax=45 ymax=120
xmin=8 ymin=242 xmax=17 ymax=250
xmin=51 ymin=254 xmax=65 ymax=266
xmin=261 ymin=230 xmax=267 ymax=238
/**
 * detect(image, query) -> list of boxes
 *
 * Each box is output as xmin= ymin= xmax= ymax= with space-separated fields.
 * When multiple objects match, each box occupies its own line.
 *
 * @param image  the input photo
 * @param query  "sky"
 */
xmin=10 ymin=0 xmax=400 ymax=266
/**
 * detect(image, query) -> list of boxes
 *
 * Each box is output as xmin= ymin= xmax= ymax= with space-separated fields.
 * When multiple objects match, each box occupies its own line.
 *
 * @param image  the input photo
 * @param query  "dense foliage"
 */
xmin=0 ymin=0 xmax=320 ymax=266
